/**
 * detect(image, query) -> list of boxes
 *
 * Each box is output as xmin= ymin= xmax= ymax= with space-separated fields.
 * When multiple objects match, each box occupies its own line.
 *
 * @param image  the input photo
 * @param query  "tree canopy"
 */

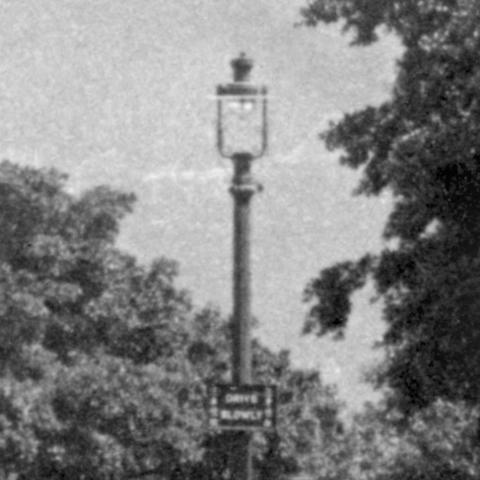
xmin=301 ymin=0 xmax=480 ymax=413
xmin=0 ymin=159 xmax=344 ymax=480
xmin=337 ymin=399 xmax=480 ymax=480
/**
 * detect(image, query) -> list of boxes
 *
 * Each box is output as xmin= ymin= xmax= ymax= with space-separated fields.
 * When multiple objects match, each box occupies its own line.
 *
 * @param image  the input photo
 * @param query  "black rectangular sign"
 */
xmin=208 ymin=384 xmax=277 ymax=431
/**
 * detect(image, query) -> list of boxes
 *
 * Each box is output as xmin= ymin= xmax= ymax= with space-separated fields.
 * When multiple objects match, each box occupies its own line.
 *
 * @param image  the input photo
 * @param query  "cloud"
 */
xmin=141 ymin=111 xmax=340 ymax=187
xmin=143 ymin=166 xmax=229 ymax=185
xmin=321 ymin=357 xmax=343 ymax=382
xmin=262 ymin=112 xmax=341 ymax=167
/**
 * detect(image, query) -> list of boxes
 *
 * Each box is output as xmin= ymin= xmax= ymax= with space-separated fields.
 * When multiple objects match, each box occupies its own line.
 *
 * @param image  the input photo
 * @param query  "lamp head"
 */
xmin=216 ymin=53 xmax=268 ymax=159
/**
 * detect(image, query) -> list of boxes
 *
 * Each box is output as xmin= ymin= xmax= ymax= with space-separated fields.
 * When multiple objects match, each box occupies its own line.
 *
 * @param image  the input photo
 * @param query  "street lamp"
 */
xmin=216 ymin=53 xmax=268 ymax=480
xmin=217 ymin=53 xmax=267 ymax=160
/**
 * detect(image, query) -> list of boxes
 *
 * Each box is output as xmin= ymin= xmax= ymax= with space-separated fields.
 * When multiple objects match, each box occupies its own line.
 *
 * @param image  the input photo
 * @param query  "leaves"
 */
xmin=304 ymin=256 xmax=371 ymax=338
xmin=0 ymin=160 xmax=345 ymax=479
xmin=349 ymin=400 xmax=480 ymax=480
xmin=302 ymin=0 xmax=480 ymax=412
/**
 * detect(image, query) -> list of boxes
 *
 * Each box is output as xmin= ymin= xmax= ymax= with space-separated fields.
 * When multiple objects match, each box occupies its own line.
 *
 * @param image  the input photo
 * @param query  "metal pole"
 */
xmin=229 ymin=152 xmax=257 ymax=480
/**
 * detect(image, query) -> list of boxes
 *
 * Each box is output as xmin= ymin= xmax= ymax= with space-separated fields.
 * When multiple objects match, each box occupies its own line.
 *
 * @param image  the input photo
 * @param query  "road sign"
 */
xmin=207 ymin=384 xmax=277 ymax=431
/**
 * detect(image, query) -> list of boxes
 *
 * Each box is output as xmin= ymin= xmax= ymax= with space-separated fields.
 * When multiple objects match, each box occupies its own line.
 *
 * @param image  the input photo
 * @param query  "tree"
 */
xmin=0 ymin=160 xmax=344 ymax=479
xmin=341 ymin=399 xmax=480 ymax=480
xmin=301 ymin=0 xmax=480 ymax=413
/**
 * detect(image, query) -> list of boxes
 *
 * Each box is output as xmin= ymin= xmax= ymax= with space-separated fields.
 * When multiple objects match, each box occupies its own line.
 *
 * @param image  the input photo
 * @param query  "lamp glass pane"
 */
xmin=220 ymin=95 xmax=265 ymax=157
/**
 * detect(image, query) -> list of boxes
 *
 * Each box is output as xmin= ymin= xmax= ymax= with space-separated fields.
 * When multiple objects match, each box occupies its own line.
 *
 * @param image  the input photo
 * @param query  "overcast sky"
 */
xmin=0 ymin=0 xmax=402 ymax=410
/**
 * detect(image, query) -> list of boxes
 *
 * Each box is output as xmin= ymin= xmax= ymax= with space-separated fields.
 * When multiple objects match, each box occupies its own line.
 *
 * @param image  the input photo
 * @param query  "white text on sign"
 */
xmin=220 ymin=410 xmax=263 ymax=420
xmin=224 ymin=394 xmax=259 ymax=404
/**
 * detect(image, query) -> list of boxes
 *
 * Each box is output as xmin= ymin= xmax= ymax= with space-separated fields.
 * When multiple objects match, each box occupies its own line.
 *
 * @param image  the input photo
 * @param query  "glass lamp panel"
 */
xmin=220 ymin=94 xmax=265 ymax=157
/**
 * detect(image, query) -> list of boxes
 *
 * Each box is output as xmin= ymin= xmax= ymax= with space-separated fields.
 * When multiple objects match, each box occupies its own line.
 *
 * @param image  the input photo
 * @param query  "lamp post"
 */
xmin=216 ymin=53 xmax=268 ymax=480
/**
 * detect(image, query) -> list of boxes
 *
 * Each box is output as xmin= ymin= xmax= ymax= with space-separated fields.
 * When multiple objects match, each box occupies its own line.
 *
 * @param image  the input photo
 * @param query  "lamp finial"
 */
xmin=231 ymin=53 xmax=253 ymax=82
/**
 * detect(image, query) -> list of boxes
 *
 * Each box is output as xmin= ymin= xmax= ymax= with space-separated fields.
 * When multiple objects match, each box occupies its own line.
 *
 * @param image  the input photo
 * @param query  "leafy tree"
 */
xmin=280 ymin=396 xmax=480 ymax=480
xmin=301 ymin=0 xmax=480 ymax=413
xmin=340 ymin=399 xmax=480 ymax=480
xmin=0 ymin=160 xmax=344 ymax=479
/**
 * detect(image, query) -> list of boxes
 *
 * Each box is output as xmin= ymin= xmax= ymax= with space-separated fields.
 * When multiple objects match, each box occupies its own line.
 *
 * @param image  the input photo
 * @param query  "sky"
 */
xmin=0 ymin=0 xmax=402 ymax=410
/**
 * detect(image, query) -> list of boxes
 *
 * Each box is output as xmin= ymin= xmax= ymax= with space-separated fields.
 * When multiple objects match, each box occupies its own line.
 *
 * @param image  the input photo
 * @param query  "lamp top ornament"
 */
xmin=217 ymin=53 xmax=267 ymax=97
xmin=231 ymin=52 xmax=253 ymax=82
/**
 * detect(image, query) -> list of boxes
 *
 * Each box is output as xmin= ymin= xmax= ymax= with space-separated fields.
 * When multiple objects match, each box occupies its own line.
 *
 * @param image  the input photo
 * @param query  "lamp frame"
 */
xmin=216 ymin=82 xmax=268 ymax=159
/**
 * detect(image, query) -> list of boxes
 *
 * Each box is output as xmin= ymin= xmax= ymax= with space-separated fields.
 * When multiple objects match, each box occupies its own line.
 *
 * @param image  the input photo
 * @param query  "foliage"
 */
xmin=274 ymin=397 xmax=480 ymax=480
xmin=301 ymin=0 xmax=480 ymax=412
xmin=0 ymin=160 xmax=344 ymax=479
xmin=340 ymin=400 xmax=480 ymax=480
